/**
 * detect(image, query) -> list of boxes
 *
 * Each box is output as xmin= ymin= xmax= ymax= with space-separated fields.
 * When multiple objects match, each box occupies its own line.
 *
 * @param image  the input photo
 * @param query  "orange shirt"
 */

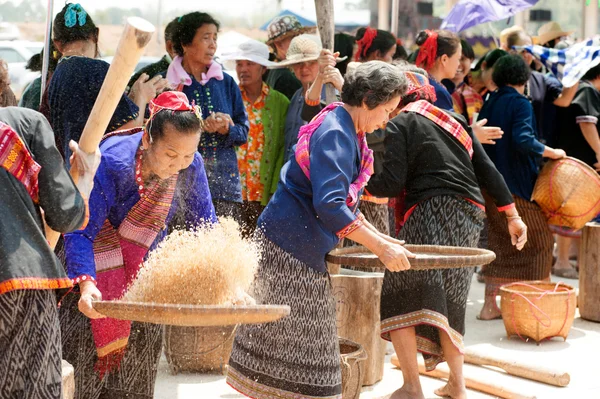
xmin=236 ymin=83 xmax=269 ymax=202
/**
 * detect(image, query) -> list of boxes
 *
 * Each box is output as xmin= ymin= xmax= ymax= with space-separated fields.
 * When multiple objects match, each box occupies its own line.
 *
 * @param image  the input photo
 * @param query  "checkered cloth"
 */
xmin=518 ymin=36 xmax=600 ymax=88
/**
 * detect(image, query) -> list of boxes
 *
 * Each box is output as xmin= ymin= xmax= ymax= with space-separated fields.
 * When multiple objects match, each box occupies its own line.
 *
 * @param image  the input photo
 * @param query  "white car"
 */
xmin=0 ymin=40 xmax=44 ymax=99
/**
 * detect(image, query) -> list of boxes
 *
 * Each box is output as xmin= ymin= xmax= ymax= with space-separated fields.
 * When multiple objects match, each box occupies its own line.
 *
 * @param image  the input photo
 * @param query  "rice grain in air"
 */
xmin=123 ymin=218 xmax=260 ymax=305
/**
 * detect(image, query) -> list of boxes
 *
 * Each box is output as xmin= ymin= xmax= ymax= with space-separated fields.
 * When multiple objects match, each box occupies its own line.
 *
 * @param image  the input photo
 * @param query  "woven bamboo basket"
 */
xmin=163 ymin=325 xmax=236 ymax=374
xmin=532 ymin=157 xmax=600 ymax=230
xmin=499 ymin=281 xmax=576 ymax=344
xmin=340 ymin=338 xmax=368 ymax=399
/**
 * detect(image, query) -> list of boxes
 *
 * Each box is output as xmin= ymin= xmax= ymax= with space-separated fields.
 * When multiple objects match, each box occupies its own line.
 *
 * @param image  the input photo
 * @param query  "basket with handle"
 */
xmin=531 ymin=157 xmax=600 ymax=230
xmin=499 ymin=281 xmax=576 ymax=344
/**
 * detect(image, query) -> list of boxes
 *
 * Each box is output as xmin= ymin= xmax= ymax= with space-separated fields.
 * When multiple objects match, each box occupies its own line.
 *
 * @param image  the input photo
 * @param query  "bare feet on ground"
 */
xmin=389 ymin=385 xmax=425 ymax=399
xmin=434 ymin=380 xmax=467 ymax=399
xmin=478 ymin=302 xmax=502 ymax=320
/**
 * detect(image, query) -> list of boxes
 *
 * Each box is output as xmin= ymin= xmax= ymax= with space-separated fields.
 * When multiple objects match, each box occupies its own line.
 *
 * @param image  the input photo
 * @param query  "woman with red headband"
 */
xmin=355 ymin=26 xmax=397 ymax=63
xmin=415 ymin=29 xmax=462 ymax=111
xmin=60 ymin=91 xmax=217 ymax=399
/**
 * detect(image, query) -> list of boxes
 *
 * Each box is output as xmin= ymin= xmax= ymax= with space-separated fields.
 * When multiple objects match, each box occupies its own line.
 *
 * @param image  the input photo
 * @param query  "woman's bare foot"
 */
xmin=477 ymin=300 xmax=502 ymax=320
xmin=390 ymin=384 xmax=425 ymax=399
xmin=434 ymin=380 xmax=467 ymax=399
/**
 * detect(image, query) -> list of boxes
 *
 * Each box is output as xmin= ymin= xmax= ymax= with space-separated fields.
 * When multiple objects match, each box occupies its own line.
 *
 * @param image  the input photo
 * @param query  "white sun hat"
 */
xmin=221 ymin=39 xmax=276 ymax=70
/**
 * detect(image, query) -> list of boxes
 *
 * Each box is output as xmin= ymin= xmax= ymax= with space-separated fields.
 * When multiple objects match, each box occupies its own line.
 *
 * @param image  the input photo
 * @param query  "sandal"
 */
xmin=551 ymin=267 xmax=579 ymax=279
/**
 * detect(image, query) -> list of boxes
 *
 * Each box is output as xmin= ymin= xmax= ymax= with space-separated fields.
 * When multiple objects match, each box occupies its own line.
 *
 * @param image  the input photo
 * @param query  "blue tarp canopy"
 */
xmin=259 ymin=9 xmax=369 ymax=31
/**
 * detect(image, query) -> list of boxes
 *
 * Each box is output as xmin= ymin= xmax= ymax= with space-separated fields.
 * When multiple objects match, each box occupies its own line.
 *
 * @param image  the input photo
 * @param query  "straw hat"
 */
xmin=269 ymin=34 xmax=322 ymax=68
xmin=220 ymin=40 xmax=275 ymax=70
xmin=535 ymin=22 xmax=574 ymax=46
xmin=499 ymin=25 xmax=524 ymax=49
xmin=266 ymin=15 xmax=315 ymax=46
xmin=269 ymin=34 xmax=348 ymax=69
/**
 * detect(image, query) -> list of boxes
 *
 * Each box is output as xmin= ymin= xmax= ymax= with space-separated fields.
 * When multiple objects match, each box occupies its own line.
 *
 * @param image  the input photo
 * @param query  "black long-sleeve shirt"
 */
xmin=0 ymin=107 xmax=85 ymax=293
xmin=366 ymin=111 xmax=514 ymax=213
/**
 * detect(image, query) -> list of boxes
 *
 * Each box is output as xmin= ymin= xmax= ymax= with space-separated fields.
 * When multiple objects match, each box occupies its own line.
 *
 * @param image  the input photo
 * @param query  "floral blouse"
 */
xmin=236 ymin=83 xmax=269 ymax=202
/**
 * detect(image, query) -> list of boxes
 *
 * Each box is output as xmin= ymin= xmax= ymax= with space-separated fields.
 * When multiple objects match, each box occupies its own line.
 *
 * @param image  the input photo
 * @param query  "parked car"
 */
xmin=0 ymin=40 xmax=43 ymax=99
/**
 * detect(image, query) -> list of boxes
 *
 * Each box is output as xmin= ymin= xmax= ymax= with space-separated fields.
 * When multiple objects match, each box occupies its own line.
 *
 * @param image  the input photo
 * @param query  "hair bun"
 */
xmin=355 ymin=27 xmax=367 ymax=41
xmin=415 ymin=30 xmax=430 ymax=46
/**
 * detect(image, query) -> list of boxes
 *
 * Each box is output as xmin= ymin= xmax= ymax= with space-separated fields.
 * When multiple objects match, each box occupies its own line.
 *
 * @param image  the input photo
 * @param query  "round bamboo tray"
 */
xmin=92 ymin=301 xmax=290 ymax=326
xmin=326 ymin=244 xmax=496 ymax=270
xmin=532 ymin=157 xmax=600 ymax=230
xmin=499 ymin=281 xmax=576 ymax=344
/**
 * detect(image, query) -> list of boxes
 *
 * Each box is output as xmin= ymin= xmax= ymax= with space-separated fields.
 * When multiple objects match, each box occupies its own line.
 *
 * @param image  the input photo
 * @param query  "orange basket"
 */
xmin=532 ymin=157 xmax=600 ymax=230
xmin=499 ymin=281 xmax=576 ymax=344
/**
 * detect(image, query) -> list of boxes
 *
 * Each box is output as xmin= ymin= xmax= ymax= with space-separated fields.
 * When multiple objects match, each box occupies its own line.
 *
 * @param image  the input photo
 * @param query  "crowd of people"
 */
xmin=1 ymin=2 xmax=599 ymax=399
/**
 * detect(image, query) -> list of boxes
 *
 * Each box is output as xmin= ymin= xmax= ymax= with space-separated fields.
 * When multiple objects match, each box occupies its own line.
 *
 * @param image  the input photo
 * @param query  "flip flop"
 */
xmin=552 ymin=267 xmax=579 ymax=279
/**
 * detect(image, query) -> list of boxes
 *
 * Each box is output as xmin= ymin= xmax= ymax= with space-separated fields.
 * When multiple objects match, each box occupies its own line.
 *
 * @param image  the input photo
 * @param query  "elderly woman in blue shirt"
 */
xmin=227 ymin=61 xmax=414 ymax=399
xmin=167 ymin=12 xmax=249 ymax=219
xmin=477 ymin=55 xmax=566 ymax=320
xmin=60 ymin=92 xmax=216 ymax=399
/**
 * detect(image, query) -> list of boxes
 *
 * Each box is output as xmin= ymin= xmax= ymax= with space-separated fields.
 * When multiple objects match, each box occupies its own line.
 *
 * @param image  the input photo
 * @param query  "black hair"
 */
xmin=543 ymin=38 xmax=559 ymax=49
xmin=407 ymin=49 xmax=419 ymax=64
xmin=341 ymin=61 xmax=407 ymax=109
xmin=53 ymin=3 xmax=99 ymax=46
xmin=460 ymin=39 xmax=475 ymax=60
xmin=415 ymin=29 xmax=461 ymax=60
xmin=147 ymin=109 xmax=202 ymax=142
xmin=483 ymin=49 xmax=508 ymax=70
xmin=355 ymin=27 xmax=397 ymax=61
xmin=164 ymin=18 xmax=180 ymax=42
xmin=582 ymin=64 xmax=600 ymax=81
xmin=173 ymin=12 xmax=220 ymax=57
xmin=492 ymin=54 xmax=530 ymax=87
xmin=334 ymin=32 xmax=355 ymax=76
xmin=393 ymin=42 xmax=408 ymax=60
xmin=26 ymin=43 xmax=59 ymax=73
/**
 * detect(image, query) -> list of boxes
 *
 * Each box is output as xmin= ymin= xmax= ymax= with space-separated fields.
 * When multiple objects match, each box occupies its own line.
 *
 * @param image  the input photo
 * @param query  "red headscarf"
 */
xmin=146 ymin=91 xmax=203 ymax=140
xmin=355 ymin=27 xmax=378 ymax=61
xmin=415 ymin=30 xmax=439 ymax=70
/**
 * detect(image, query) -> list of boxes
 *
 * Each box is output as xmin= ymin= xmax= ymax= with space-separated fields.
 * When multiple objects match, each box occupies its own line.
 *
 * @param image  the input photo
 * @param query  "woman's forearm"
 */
xmin=581 ymin=122 xmax=600 ymax=156
xmin=306 ymin=75 xmax=324 ymax=103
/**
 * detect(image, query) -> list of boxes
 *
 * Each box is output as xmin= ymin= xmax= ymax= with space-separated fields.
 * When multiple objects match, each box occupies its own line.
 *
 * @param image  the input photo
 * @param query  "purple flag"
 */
xmin=441 ymin=0 xmax=539 ymax=33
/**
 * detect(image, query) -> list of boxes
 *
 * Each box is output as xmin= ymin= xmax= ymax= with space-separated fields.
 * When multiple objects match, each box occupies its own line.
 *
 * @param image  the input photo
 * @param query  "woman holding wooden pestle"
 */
xmin=60 ymin=92 xmax=217 ymax=399
xmin=45 ymin=3 xmax=167 ymax=168
xmin=365 ymin=65 xmax=527 ymax=399
xmin=227 ymin=61 xmax=414 ymax=399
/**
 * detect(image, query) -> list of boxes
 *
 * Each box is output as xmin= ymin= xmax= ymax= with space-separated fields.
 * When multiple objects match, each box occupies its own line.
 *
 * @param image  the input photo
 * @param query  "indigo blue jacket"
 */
xmin=479 ymin=86 xmax=546 ymax=200
xmin=181 ymin=74 xmax=249 ymax=202
xmin=258 ymin=106 xmax=362 ymax=272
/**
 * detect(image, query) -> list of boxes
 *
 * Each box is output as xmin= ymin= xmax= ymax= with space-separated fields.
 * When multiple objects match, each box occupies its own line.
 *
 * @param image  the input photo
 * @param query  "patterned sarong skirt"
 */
xmin=227 ymin=230 xmax=342 ymax=399
xmin=380 ymin=195 xmax=484 ymax=371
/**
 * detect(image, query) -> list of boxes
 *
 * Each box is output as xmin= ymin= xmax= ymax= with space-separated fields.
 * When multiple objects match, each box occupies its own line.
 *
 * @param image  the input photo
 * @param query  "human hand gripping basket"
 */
xmin=499 ymin=281 xmax=576 ymax=344
xmin=532 ymin=157 xmax=600 ymax=230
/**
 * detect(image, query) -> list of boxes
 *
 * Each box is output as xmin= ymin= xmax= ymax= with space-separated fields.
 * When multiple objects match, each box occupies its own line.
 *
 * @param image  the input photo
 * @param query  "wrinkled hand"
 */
xmin=318 ymin=49 xmax=338 ymax=73
xmin=374 ymin=242 xmax=414 ymax=272
xmin=204 ymin=112 xmax=234 ymax=135
xmin=549 ymin=148 xmax=567 ymax=160
xmin=472 ymin=118 xmax=503 ymax=145
xmin=68 ymin=140 xmax=101 ymax=199
xmin=78 ymin=280 xmax=105 ymax=319
xmin=322 ymin=65 xmax=344 ymax=92
xmin=507 ymin=217 xmax=528 ymax=251
xmin=231 ymin=288 xmax=256 ymax=306
xmin=129 ymin=73 xmax=169 ymax=104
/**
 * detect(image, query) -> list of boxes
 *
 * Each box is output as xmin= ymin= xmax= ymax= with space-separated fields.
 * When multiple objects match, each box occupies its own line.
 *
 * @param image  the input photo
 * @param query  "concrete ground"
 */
xmin=154 ymin=275 xmax=600 ymax=399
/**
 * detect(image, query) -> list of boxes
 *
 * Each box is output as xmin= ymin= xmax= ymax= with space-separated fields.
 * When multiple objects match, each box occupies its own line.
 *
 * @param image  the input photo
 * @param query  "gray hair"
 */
xmin=341 ymin=60 xmax=408 ymax=109
xmin=395 ymin=63 xmax=427 ymax=76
